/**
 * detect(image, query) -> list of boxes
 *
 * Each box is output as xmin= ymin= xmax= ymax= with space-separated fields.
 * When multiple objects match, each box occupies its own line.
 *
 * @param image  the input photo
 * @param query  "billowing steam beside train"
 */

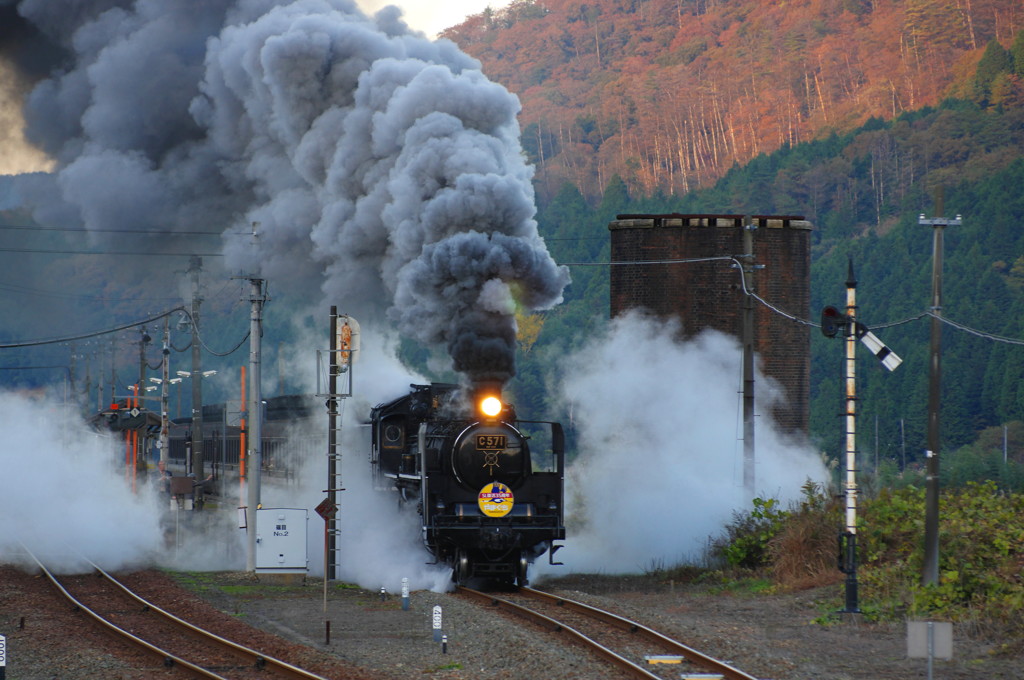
xmin=370 ymin=382 xmax=565 ymax=586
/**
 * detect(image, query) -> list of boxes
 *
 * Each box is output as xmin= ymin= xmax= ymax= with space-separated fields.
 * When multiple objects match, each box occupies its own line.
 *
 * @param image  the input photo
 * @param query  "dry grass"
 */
xmin=767 ymin=497 xmax=844 ymax=590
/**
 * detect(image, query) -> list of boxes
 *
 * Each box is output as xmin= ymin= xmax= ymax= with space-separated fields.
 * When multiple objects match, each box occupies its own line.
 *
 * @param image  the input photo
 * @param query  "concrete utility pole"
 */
xmin=919 ymin=194 xmax=961 ymax=587
xmin=159 ymin=317 xmax=171 ymax=468
xmin=138 ymin=326 xmax=150 ymax=393
xmin=136 ymin=327 xmax=151 ymax=478
xmin=741 ymin=216 xmax=757 ymax=497
xmin=109 ymin=337 xmax=116 ymax=406
xmin=69 ymin=344 xmax=79 ymax=404
xmin=188 ymin=256 xmax=205 ymax=508
xmin=245 ymin=275 xmax=267 ymax=572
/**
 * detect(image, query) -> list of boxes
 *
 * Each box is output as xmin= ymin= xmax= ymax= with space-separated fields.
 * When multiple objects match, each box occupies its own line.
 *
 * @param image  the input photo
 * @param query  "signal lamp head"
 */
xmin=820 ymin=305 xmax=847 ymax=338
xmin=479 ymin=396 xmax=503 ymax=419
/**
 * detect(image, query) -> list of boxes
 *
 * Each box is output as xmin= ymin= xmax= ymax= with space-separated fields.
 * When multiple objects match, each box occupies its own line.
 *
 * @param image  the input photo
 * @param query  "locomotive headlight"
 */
xmin=479 ymin=396 xmax=502 ymax=419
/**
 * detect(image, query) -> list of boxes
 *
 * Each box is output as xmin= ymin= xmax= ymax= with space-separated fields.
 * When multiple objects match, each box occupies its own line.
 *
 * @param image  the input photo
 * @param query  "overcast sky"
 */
xmin=356 ymin=0 xmax=511 ymax=38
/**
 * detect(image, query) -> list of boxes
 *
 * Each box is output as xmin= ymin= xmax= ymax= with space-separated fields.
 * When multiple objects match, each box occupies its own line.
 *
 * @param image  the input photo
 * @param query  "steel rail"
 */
xmin=518 ymin=586 xmax=759 ymax=680
xmin=88 ymin=561 xmax=330 ymax=680
xmin=21 ymin=546 xmax=229 ymax=679
xmin=458 ymin=586 xmax=662 ymax=679
xmin=20 ymin=543 xmax=329 ymax=680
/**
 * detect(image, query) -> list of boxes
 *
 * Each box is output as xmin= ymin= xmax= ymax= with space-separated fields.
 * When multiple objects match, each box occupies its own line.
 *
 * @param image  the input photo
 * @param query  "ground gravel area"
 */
xmin=2 ymin=565 xmax=1021 ymax=679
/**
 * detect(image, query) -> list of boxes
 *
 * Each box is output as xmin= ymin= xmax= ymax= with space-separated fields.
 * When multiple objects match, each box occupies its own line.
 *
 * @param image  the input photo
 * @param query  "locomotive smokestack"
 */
xmin=469 ymin=379 xmax=506 ymax=420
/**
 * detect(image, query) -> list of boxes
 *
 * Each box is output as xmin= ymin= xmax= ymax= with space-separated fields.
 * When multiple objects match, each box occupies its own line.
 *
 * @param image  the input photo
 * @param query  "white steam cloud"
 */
xmin=536 ymin=312 xmax=828 ymax=576
xmin=0 ymin=316 xmax=826 ymax=590
xmin=0 ymin=391 xmax=164 ymax=572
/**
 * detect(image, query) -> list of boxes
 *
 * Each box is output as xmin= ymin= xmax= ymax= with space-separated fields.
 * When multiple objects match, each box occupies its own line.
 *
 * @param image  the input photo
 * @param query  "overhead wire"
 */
xmin=0 ymin=279 xmax=182 ymax=303
xmin=0 ymin=246 xmax=224 ymax=256
xmin=0 ymin=304 xmax=250 ymax=356
xmin=560 ymin=255 xmax=1024 ymax=347
xmin=0 ymin=223 xmax=241 ymax=236
xmin=0 ymin=307 xmax=188 ymax=349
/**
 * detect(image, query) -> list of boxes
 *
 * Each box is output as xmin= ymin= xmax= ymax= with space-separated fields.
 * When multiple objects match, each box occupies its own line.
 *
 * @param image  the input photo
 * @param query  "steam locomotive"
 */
xmin=370 ymin=382 xmax=565 ymax=586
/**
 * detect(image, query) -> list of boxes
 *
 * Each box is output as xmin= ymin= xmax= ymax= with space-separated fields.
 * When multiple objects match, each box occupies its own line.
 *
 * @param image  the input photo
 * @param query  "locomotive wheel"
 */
xmin=453 ymin=550 xmax=470 ymax=586
xmin=515 ymin=553 xmax=529 ymax=587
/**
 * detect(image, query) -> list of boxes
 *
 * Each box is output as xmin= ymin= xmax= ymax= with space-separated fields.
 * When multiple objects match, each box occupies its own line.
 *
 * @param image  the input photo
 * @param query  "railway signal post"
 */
xmin=821 ymin=259 xmax=902 ymax=614
xmin=320 ymin=308 xmax=357 ymax=584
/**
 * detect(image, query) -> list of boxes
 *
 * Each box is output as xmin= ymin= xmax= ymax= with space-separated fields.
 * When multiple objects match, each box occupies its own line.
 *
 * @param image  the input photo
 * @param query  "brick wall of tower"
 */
xmin=608 ymin=215 xmax=812 ymax=435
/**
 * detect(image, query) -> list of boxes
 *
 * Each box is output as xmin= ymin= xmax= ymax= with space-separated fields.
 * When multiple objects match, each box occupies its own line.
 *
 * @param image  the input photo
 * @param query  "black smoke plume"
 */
xmin=6 ymin=0 xmax=569 ymax=384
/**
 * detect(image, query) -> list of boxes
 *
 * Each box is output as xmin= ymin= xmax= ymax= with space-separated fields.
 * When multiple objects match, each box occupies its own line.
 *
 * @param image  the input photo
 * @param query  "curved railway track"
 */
xmin=20 ymin=546 xmax=329 ymax=680
xmin=457 ymin=585 xmax=760 ymax=680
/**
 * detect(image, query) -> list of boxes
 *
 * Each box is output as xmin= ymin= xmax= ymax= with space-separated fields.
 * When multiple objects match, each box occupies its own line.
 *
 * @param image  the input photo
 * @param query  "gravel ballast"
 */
xmin=2 ymin=566 xmax=1021 ymax=679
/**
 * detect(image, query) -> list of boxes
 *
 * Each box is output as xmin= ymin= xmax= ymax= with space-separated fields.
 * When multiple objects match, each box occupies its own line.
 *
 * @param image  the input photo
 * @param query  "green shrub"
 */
xmin=855 ymin=482 xmax=1024 ymax=645
xmin=711 ymin=496 xmax=791 ymax=570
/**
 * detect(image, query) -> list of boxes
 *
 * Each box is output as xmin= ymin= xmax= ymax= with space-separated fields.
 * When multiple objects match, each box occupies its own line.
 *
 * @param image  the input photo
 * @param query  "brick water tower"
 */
xmin=608 ymin=214 xmax=812 ymax=435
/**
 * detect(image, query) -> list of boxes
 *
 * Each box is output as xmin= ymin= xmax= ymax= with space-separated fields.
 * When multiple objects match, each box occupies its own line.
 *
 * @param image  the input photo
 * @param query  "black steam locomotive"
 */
xmin=370 ymin=382 xmax=565 ymax=586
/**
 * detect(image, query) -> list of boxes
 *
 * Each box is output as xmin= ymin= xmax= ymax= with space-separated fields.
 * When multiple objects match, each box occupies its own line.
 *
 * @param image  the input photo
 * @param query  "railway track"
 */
xmin=457 ymin=585 xmax=760 ymax=680
xmin=20 ymin=546 xmax=329 ymax=680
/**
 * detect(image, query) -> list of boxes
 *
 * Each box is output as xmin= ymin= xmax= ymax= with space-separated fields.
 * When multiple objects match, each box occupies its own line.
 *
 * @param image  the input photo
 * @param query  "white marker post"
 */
xmin=432 ymin=605 xmax=442 ymax=642
xmin=1 ymin=633 xmax=6 ymax=680
xmin=401 ymin=578 xmax=410 ymax=611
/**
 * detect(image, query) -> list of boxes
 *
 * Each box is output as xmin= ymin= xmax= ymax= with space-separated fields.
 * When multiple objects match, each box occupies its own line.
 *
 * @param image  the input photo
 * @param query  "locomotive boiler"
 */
xmin=370 ymin=382 xmax=565 ymax=586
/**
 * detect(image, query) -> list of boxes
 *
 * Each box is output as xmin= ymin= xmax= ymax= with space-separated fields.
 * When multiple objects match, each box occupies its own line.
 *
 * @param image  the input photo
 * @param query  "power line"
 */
xmin=560 ymin=256 xmax=735 ymax=267
xmin=0 ymin=303 xmax=251 ymax=357
xmin=0 ymin=280 xmax=180 ymax=303
xmin=928 ymin=312 xmax=1024 ymax=346
xmin=0 ymin=307 xmax=187 ymax=349
xmin=544 ymin=236 xmax=607 ymax=242
xmin=560 ymin=256 xmax=1024 ymax=347
xmin=196 ymin=328 xmax=250 ymax=357
xmin=0 ymin=246 xmax=224 ymax=256
xmin=0 ymin=224 xmax=244 ymax=236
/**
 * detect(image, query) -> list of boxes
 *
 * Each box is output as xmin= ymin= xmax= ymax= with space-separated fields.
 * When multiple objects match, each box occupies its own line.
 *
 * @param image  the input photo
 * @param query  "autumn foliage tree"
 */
xmin=442 ymin=0 xmax=1024 ymax=201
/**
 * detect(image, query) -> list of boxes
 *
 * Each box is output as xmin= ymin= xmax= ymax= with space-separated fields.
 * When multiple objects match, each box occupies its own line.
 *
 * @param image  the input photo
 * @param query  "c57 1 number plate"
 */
xmin=476 ymin=434 xmax=507 ymax=449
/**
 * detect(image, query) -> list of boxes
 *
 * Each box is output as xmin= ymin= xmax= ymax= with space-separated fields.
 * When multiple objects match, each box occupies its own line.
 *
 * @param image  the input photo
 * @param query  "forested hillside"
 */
xmin=484 ymin=12 xmax=1024 ymax=482
xmin=444 ymin=0 xmax=1023 ymax=201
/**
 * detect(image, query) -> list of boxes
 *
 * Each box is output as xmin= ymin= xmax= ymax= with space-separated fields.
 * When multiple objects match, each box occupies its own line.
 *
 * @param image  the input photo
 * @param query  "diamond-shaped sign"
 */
xmin=315 ymin=497 xmax=337 ymax=520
